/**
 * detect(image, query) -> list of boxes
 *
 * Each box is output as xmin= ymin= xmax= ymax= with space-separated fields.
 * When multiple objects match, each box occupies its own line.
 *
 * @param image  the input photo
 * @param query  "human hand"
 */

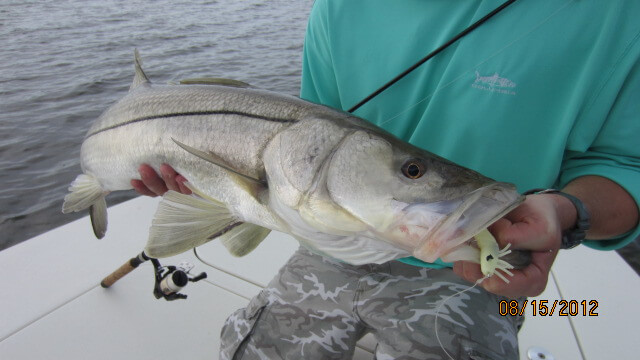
xmin=453 ymin=194 xmax=577 ymax=298
xmin=131 ymin=164 xmax=192 ymax=197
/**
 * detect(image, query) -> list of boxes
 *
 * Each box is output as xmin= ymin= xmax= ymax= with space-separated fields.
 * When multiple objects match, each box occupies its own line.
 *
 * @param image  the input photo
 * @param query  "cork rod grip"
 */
xmin=100 ymin=258 xmax=141 ymax=288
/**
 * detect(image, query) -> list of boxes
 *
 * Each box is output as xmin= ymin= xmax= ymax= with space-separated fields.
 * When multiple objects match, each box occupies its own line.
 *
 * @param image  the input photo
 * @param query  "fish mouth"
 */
xmin=387 ymin=182 xmax=524 ymax=263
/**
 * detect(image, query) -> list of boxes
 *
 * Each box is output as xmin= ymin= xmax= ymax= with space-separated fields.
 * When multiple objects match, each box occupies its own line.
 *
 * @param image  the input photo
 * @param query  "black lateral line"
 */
xmin=86 ymin=110 xmax=297 ymax=139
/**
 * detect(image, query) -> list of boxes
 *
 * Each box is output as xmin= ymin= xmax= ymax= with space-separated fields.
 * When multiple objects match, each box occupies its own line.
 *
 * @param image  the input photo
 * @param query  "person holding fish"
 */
xmin=125 ymin=1 xmax=640 ymax=359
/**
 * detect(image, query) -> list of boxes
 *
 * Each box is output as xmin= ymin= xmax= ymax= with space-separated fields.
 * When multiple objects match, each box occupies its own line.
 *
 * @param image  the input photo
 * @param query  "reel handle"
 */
xmin=100 ymin=252 xmax=149 ymax=288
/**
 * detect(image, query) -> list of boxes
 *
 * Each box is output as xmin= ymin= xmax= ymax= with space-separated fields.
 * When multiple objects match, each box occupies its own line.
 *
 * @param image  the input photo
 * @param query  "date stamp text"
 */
xmin=498 ymin=300 xmax=599 ymax=317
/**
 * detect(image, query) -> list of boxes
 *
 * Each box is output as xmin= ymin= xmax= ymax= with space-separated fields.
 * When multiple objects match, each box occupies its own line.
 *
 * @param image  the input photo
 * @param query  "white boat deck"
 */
xmin=1 ymin=196 xmax=638 ymax=359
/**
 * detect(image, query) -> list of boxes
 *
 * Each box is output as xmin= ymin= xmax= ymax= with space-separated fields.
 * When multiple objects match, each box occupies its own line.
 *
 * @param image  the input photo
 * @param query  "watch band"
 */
xmin=523 ymin=188 xmax=591 ymax=249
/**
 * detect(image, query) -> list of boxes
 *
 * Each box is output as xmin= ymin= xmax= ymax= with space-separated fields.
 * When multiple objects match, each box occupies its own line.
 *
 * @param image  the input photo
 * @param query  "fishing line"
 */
xmin=193 ymin=247 xmax=264 ymax=289
xmin=434 ymin=275 xmax=490 ymax=360
xmin=347 ymin=0 xmax=519 ymax=114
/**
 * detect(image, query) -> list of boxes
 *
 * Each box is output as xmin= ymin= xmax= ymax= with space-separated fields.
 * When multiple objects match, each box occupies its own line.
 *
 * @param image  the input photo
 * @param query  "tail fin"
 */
xmin=62 ymin=174 xmax=108 ymax=238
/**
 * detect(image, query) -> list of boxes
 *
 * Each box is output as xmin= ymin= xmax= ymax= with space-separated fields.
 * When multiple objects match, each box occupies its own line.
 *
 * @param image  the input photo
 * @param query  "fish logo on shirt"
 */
xmin=474 ymin=71 xmax=516 ymax=88
xmin=472 ymin=71 xmax=516 ymax=95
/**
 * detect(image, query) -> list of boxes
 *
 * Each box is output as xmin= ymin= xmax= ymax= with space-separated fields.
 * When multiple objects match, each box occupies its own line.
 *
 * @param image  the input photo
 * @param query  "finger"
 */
xmin=139 ymin=164 xmax=168 ymax=196
xmin=131 ymin=179 xmax=157 ymax=197
xmin=490 ymin=216 xmax=539 ymax=248
xmin=455 ymin=250 xmax=553 ymax=298
xmin=175 ymin=175 xmax=192 ymax=195
xmin=453 ymin=261 xmax=484 ymax=284
xmin=482 ymin=270 xmax=548 ymax=298
xmin=482 ymin=250 xmax=557 ymax=298
xmin=502 ymin=227 xmax=556 ymax=251
xmin=490 ymin=211 xmax=559 ymax=252
xmin=160 ymin=164 xmax=180 ymax=192
xmin=452 ymin=262 xmax=466 ymax=280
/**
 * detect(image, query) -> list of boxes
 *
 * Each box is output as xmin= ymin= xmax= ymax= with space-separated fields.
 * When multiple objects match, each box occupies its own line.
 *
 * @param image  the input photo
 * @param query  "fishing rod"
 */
xmin=348 ymin=0 xmax=519 ymax=113
xmin=101 ymin=250 xmax=207 ymax=301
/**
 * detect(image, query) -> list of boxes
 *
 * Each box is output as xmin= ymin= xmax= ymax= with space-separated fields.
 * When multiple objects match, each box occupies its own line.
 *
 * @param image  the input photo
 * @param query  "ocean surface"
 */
xmin=0 ymin=0 xmax=312 ymax=248
xmin=1 ymin=0 xmax=638 ymax=275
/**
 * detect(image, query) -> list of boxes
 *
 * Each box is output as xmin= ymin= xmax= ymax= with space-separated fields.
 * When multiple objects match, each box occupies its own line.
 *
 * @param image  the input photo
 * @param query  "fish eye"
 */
xmin=401 ymin=159 xmax=426 ymax=179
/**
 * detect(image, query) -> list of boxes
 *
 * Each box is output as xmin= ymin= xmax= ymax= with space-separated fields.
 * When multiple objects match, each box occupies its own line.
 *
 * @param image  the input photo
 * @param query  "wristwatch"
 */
xmin=523 ymin=189 xmax=591 ymax=249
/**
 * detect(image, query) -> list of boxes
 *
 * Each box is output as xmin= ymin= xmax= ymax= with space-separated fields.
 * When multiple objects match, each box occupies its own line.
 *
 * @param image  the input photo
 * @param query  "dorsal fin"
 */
xmin=130 ymin=49 xmax=150 ymax=91
xmin=179 ymin=77 xmax=254 ymax=88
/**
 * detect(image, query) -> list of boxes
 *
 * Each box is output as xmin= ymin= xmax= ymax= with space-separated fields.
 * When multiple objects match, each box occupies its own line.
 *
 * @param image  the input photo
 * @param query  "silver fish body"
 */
xmin=63 ymin=52 xmax=523 ymax=266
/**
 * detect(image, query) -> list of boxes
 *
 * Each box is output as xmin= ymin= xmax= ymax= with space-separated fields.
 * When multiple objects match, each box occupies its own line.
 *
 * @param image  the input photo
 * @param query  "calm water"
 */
xmin=1 ymin=0 xmax=638 ymax=275
xmin=0 ymin=0 xmax=312 ymax=248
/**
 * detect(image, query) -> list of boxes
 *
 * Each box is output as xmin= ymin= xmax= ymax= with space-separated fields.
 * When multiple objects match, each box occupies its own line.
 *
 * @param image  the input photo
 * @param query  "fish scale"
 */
xmin=63 ymin=51 xmax=525 ymax=274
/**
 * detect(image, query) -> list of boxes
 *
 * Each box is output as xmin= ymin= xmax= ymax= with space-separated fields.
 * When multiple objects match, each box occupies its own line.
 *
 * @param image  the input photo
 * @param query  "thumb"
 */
xmin=489 ymin=200 xmax=561 ymax=252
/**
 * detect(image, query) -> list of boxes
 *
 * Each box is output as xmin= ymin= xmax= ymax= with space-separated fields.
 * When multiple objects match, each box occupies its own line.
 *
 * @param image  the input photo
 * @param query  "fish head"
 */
xmin=323 ymin=129 xmax=523 ymax=263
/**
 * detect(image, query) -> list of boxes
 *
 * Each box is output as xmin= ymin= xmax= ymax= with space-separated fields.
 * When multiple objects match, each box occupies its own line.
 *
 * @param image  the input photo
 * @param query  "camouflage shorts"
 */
xmin=220 ymin=247 xmax=523 ymax=360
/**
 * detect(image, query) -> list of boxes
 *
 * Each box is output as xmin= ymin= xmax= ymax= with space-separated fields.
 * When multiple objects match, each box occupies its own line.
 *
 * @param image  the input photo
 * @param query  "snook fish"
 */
xmin=63 ymin=51 xmax=524 ymax=267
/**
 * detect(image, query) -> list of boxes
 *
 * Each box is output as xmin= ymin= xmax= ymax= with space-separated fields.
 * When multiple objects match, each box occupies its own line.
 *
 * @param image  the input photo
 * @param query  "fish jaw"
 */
xmin=383 ymin=182 xmax=524 ymax=263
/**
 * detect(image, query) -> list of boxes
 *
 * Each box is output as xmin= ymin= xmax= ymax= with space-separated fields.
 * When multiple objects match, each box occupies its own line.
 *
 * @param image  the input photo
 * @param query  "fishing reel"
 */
xmin=101 ymin=251 xmax=207 ymax=301
xmin=151 ymin=259 xmax=207 ymax=301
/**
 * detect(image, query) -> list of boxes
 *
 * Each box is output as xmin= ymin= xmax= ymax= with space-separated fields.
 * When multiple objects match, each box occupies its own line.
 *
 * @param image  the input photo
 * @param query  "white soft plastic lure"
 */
xmin=476 ymin=228 xmax=515 ymax=283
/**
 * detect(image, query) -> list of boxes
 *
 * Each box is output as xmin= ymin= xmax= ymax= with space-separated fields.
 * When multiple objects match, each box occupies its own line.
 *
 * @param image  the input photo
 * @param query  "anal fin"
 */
xmin=219 ymin=223 xmax=270 ymax=257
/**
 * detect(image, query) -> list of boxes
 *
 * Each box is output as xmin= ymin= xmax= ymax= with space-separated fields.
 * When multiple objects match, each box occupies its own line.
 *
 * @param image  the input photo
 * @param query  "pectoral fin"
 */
xmin=172 ymin=138 xmax=265 ymax=186
xmin=145 ymin=188 xmax=269 ymax=258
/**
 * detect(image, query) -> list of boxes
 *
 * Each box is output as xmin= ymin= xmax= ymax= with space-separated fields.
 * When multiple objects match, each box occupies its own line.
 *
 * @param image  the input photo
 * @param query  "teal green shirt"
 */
xmin=300 ymin=0 xmax=640 ymax=267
